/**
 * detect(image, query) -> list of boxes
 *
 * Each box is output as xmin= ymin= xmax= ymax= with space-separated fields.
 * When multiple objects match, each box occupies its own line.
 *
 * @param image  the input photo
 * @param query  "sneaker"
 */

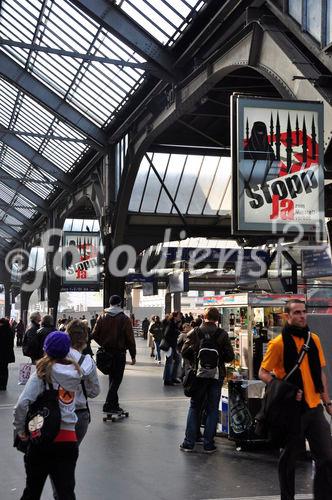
xmin=179 ymin=443 xmax=195 ymax=453
xmin=172 ymin=378 xmax=182 ymax=384
xmin=103 ymin=405 xmax=123 ymax=414
xmin=164 ymin=381 xmax=174 ymax=386
xmin=203 ymin=445 xmax=217 ymax=454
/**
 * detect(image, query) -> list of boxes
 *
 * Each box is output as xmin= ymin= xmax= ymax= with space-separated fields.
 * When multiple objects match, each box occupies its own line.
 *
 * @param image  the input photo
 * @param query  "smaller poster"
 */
xmin=62 ymin=232 xmax=100 ymax=290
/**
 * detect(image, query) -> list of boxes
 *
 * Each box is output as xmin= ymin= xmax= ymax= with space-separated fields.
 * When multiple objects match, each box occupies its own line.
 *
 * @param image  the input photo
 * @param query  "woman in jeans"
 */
xmin=149 ymin=316 xmax=163 ymax=364
xmin=163 ymin=311 xmax=182 ymax=386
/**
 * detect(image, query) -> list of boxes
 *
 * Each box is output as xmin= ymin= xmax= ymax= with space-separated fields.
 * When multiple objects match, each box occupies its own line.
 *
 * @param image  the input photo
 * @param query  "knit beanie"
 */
xmin=44 ymin=331 xmax=71 ymax=359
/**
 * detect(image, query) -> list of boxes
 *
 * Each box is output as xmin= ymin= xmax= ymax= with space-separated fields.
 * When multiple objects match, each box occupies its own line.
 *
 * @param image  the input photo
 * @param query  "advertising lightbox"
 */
xmin=62 ymin=232 xmax=100 ymax=291
xmin=232 ymin=95 xmax=324 ymax=235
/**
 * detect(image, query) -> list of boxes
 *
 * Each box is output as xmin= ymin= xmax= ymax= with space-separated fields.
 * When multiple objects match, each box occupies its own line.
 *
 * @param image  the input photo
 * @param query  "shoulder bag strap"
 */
xmin=78 ymin=354 xmax=90 ymax=421
xmin=284 ymin=331 xmax=311 ymax=381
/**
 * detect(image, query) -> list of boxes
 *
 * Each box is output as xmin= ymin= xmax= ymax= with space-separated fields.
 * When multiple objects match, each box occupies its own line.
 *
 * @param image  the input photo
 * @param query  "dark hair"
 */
xmin=169 ymin=311 xmax=180 ymax=321
xmin=284 ymin=299 xmax=306 ymax=314
xmin=66 ymin=319 xmax=88 ymax=350
xmin=204 ymin=307 xmax=220 ymax=322
xmin=41 ymin=314 xmax=54 ymax=327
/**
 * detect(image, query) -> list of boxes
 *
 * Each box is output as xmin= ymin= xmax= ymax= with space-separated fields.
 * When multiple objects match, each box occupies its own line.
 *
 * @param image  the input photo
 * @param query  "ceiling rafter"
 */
xmin=70 ymin=0 xmax=176 ymax=82
xmin=0 ymin=220 xmax=21 ymax=241
xmin=0 ymin=126 xmax=72 ymax=190
xmin=0 ymin=39 xmax=148 ymax=70
xmin=0 ymin=166 xmax=49 ymax=214
xmin=0 ymin=50 xmax=107 ymax=148
xmin=0 ymin=200 xmax=34 ymax=230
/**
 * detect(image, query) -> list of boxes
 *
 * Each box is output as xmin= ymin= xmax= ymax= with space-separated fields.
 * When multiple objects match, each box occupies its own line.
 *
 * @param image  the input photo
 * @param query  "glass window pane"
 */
xmin=288 ymin=0 xmax=302 ymax=24
xmin=328 ymin=0 xmax=332 ymax=44
xmin=307 ymin=0 xmax=322 ymax=41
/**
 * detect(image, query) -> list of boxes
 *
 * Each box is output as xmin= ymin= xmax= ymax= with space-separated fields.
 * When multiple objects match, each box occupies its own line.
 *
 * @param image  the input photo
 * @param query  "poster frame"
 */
xmin=61 ymin=231 xmax=100 ymax=291
xmin=231 ymin=94 xmax=325 ymax=236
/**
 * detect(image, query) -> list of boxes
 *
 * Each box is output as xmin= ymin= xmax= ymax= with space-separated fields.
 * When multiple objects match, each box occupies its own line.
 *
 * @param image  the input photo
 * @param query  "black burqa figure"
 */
xmin=243 ymin=121 xmax=276 ymax=186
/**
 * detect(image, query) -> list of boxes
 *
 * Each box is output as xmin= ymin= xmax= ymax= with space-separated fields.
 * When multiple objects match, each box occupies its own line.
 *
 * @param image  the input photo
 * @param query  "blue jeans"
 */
xmin=163 ymin=348 xmax=181 ymax=382
xmin=183 ymin=378 xmax=222 ymax=449
xmin=154 ymin=340 xmax=161 ymax=361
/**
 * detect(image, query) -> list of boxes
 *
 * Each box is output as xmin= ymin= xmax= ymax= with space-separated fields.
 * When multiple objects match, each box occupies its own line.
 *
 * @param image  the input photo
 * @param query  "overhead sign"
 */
xmin=232 ymin=96 xmax=324 ymax=235
xmin=302 ymin=248 xmax=332 ymax=278
xmin=62 ymin=232 xmax=100 ymax=290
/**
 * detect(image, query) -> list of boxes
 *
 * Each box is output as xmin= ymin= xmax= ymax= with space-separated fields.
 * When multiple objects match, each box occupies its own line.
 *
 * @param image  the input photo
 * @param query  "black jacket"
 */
xmin=182 ymin=323 xmax=234 ymax=379
xmin=164 ymin=320 xmax=181 ymax=349
xmin=0 ymin=324 xmax=15 ymax=363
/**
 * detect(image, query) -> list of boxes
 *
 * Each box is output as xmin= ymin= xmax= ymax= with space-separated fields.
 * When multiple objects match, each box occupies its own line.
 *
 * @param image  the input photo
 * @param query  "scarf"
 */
xmin=282 ymin=324 xmax=323 ymax=393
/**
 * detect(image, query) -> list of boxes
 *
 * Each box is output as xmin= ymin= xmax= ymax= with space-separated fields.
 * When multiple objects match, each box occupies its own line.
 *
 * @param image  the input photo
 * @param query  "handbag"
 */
xmin=255 ymin=331 xmax=311 ymax=446
xmin=18 ymin=363 xmax=33 ymax=385
xmin=159 ymin=338 xmax=170 ymax=352
xmin=96 ymin=347 xmax=113 ymax=375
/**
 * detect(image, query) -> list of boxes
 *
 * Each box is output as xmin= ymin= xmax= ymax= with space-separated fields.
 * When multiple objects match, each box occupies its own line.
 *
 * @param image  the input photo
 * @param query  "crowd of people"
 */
xmin=0 ymin=298 xmax=331 ymax=499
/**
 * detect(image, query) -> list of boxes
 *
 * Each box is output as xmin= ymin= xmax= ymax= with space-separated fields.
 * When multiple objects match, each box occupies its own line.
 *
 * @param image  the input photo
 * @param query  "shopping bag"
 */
xmin=18 ymin=363 xmax=33 ymax=385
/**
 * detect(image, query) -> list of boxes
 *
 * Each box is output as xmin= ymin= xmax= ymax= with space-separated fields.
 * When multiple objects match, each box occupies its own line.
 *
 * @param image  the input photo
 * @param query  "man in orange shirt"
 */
xmin=259 ymin=299 xmax=332 ymax=500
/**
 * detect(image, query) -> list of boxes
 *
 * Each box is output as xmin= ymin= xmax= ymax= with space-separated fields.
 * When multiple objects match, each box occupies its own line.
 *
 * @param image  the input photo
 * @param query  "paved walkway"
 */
xmin=0 ymin=338 xmax=313 ymax=500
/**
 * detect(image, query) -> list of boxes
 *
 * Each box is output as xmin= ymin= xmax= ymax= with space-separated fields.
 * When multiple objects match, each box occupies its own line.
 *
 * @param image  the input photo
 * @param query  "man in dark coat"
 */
xmin=0 ymin=318 xmax=15 ymax=390
xmin=180 ymin=307 xmax=234 ymax=453
xmin=93 ymin=295 xmax=136 ymax=414
xmin=22 ymin=311 xmax=41 ymax=363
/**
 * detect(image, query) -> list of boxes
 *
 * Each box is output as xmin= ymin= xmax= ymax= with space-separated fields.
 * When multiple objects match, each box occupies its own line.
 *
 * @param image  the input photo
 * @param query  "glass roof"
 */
xmin=115 ymin=0 xmax=207 ymax=46
xmin=0 ymin=0 xmax=209 ymax=249
xmin=129 ymin=152 xmax=232 ymax=216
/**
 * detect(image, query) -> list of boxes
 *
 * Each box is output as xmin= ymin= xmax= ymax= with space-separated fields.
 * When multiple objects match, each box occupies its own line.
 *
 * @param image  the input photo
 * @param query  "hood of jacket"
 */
xmin=69 ymin=347 xmax=95 ymax=377
xmin=51 ymin=361 xmax=81 ymax=392
xmin=104 ymin=305 xmax=123 ymax=317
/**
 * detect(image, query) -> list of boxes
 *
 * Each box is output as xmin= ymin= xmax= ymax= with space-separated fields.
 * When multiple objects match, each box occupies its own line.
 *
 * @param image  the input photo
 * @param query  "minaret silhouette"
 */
xmin=276 ymin=112 xmax=281 ymax=161
xmin=295 ymin=115 xmax=300 ymax=146
xmin=311 ymin=115 xmax=317 ymax=161
xmin=286 ymin=113 xmax=293 ymax=172
xmin=270 ymin=113 xmax=274 ymax=146
xmin=302 ymin=116 xmax=307 ymax=164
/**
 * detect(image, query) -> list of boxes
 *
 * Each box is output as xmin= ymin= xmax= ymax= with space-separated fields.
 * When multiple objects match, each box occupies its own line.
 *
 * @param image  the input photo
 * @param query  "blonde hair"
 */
xmin=36 ymin=355 xmax=81 ymax=383
xmin=66 ymin=319 xmax=88 ymax=351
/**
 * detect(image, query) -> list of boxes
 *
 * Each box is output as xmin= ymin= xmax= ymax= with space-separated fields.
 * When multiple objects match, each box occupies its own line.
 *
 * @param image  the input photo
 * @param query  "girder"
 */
xmin=0 ymin=125 xmax=72 ymax=190
xmin=70 ymin=0 xmax=176 ymax=82
xmin=0 ymin=220 xmax=21 ymax=241
xmin=0 ymin=39 xmax=148 ymax=70
xmin=0 ymin=166 xmax=49 ymax=214
xmin=0 ymin=50 xmax=107 ymax=148
xmin=0 ymin=200 xmax=34 ymax=230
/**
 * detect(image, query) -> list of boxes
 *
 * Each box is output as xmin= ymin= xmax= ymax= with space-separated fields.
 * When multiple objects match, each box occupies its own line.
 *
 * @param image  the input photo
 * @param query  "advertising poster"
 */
xmin=232 ymin=96 xmax=324 ymax=235
xmin=62 ymin=232 xmax=100 ymax=290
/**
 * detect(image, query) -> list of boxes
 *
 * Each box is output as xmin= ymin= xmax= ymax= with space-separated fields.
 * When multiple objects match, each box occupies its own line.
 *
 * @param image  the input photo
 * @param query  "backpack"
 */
xmin=22 ymin=330 xmax=39 ymax=359
xmin=196 ymin=328 xmax=220 ymax=379
xmin=25 ymin=380 xmax=61 ymax=446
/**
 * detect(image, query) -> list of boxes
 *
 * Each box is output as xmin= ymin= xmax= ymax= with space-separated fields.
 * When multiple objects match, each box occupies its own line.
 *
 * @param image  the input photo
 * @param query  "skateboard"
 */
xmin=103 ymin=411 xmax=129 ymax=422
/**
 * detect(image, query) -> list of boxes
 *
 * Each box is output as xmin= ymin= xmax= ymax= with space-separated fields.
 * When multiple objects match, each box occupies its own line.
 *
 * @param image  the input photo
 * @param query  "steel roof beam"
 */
xmin=0 ymin=50 xmax=107 ymax=148
xmin=70 ymin=0 xmax=176 ymax=82
xmin=0 ymin=220 xmax=21 ymax=241
xmin=0 ymin=126 xmax=72 ymax=190
xmin=0 ymin=200 xmax=34 ymax=230
xmin=0 ymin=39 xmax=147 ymax=70
xmin=0 ymin=167 xmax=49 ymax=214
xmin=0 ymin=127 xmax=90 ymax=144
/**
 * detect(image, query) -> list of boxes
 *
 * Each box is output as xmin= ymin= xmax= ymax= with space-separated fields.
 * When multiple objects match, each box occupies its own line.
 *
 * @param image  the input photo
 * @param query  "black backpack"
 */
xmin=25 ymin=380 xmax=61 ymax=446
xmin=22 ymin=330 xmax=39 ymax=359
xmin=196 ymin=328 xmax=220 ymax=378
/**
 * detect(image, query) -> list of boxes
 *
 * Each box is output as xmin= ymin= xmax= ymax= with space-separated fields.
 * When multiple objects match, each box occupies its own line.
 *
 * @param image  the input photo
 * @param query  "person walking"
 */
xmin=259 ymin=299 xmax=332 ymax=500
xmin=163 ymin=311 xmax=182 ymax=386
xmin=16 ymin=319 xmax=25 ymax=347
xmin=66 ymin=319 xmax=100 ymax=443
xmin=180 ymin=307 xmax=234 ymax=453
xmin=0 ymin=318 xmax=15 ymax=390
xmin=22 ymin=311 xmax=41 ymax=363
xmin=142 ymin=317 xmax=150 ymax=340
xmin=149 ymin=316 xmax=163 ymax=364
xmin=13 ymin=331 xmax=82 ymax=499
xmin=34 ymin=315 xmax=56 ymax=361
xmin=92 ymin=295 xmax=136 ymax=414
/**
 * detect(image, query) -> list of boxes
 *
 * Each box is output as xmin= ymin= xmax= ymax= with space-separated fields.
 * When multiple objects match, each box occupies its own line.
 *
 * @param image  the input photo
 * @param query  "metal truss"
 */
xmin=0 ymin=167 xmax=49 ymax=214
xmin=70 ymin=0 xmax=176 ymax=82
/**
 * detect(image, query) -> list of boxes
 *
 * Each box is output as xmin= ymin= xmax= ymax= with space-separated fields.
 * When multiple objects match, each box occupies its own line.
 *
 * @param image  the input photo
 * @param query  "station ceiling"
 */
xmin=0 ymin=0 xmax=211 ymax=251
